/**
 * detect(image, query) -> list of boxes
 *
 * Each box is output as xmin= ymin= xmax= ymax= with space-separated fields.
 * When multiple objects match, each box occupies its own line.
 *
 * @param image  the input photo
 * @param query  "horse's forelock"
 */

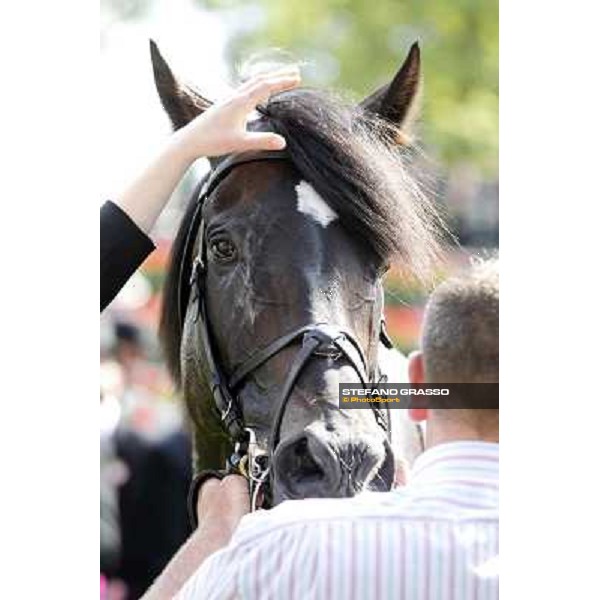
xmin=259 ymin=88 xmax=451 ymax=282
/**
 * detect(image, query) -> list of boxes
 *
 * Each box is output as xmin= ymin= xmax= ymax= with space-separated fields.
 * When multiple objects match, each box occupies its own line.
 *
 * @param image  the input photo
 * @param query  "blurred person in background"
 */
xmin=100 ymin=68 xmax=301 ymax=311
xmin=113 ymin=322 xmax=144 ymax=387
xmin=102 ymin=320 xmax=192 ymax=600
xmin=100 ymin=357 xmax=127 ymax=599
xmin=100 ymin=384 xmax=123 ymax=579
xmin=144 ymin=259 xmax=499 ymax=600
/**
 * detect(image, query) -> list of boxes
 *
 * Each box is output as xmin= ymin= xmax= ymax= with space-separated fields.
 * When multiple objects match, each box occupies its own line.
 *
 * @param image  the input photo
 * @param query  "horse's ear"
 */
xmin=360 ymin=42 xmax=422 ymax=138
xmin=150 ymin=40 xmax=212 ymax=130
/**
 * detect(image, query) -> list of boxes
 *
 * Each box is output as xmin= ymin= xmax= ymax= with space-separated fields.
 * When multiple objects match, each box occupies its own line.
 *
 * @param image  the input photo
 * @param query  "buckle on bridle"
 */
xmin=228 ymin=428 xmax=270 ymax=511
xmin=221 ymin=395 xmax=233 ymax=423
xmin=189 ymin=257 xmax=202 ymax=287
xmin=189 ymin=255 xmax=206 ymax=323
xmin=303 ymin=329 xmax=344 ymax=360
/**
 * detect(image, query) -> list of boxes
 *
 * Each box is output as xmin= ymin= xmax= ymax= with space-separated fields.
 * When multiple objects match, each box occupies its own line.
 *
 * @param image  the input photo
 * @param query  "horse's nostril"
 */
xmin=325 ymin=423 xmax=335 ymax=432
xmin=294 ymin=437 xmax=308 ymax=456
xmin=292 ymin=437 xmax=323 ymax=479
xmin=273 ymin=434 xmax=333 ymax=499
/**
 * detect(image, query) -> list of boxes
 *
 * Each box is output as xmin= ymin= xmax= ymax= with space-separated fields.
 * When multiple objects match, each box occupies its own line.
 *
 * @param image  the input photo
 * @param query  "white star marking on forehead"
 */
xmin=295 ymin=180 xmax=338 ymax=228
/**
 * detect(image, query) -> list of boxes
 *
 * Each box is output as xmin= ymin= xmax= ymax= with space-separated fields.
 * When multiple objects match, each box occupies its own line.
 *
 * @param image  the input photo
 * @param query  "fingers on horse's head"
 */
xmin=149 ymin=38 xmax=421 ymax=141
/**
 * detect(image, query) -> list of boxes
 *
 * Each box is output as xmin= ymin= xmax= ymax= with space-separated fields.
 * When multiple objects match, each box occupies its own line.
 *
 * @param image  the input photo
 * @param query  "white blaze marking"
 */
xmin=295 ymin=180 xmax=338 ymax=227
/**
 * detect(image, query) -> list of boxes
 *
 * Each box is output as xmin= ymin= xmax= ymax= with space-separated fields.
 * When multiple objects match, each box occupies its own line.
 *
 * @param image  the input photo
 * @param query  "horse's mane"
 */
xmin=160 ymin=88 xmax=449 ymax=384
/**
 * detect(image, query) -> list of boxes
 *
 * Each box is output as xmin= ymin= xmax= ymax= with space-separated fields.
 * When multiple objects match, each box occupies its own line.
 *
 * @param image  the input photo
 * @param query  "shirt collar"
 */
xmin=410 ymin=440 xmax=499 ymax=486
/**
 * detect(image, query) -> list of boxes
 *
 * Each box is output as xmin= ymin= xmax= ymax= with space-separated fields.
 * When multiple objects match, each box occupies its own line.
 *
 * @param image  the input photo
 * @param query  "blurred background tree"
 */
xmin=197 ymin=0 xmax=498 ymax=175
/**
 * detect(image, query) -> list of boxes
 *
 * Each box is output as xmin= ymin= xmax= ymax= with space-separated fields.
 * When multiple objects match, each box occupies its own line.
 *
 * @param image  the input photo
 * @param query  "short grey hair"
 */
xmin=421 ymin=258 xmax=499 ymax=383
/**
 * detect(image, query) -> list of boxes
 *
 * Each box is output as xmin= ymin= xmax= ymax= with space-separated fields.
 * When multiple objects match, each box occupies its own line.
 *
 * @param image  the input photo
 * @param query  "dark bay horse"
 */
xmin=153 ymin=41 xmax=446 ymax=506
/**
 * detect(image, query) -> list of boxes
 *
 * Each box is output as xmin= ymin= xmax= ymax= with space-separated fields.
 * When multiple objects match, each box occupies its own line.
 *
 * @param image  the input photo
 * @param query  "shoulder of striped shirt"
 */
xmin=231 ymin=491 xmax=498 ymax=548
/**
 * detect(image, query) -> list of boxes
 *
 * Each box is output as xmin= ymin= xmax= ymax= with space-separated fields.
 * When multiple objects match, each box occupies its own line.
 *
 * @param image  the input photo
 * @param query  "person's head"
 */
xmin=408 ymin=258 xmax=499 ymax=444
xmin=113 ymin=321 xmax=143 ymax=368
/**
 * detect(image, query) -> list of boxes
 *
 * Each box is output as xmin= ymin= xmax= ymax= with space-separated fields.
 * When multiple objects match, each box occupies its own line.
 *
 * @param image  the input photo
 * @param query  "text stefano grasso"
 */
xmin=342 ymin=387 xmax=450 ymax=396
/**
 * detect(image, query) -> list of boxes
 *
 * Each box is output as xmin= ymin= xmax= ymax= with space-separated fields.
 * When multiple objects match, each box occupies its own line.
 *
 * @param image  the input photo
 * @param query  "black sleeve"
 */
xmin=100 ymin=201 xmax=155 ymax=311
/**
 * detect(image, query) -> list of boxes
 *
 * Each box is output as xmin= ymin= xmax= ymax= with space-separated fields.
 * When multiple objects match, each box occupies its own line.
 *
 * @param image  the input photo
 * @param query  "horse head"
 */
xmin=154 ymin=42 xmax=445 ymax=505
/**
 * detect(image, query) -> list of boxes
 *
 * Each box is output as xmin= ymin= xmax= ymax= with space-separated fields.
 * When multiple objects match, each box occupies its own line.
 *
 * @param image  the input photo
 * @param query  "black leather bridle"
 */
xmin=179 ymin=150 xmax=393 ymax=521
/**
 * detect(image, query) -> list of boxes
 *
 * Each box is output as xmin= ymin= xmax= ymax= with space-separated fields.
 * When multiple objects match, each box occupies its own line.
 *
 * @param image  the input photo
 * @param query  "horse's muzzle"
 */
xmin=271 ymin=427 xmax=391 ymax=502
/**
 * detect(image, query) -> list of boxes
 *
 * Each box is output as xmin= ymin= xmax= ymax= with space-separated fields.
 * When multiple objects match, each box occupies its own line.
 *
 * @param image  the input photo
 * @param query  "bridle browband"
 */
xmin=179 ymin=150 xmax=393 ymax=519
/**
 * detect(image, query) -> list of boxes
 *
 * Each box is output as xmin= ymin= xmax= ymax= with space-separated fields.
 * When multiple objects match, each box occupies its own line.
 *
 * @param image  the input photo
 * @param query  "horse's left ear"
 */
xmin=360 ymin=42 xmax=422 ymax=138
xmin=150 ymin=40 xmax=212 ymax=130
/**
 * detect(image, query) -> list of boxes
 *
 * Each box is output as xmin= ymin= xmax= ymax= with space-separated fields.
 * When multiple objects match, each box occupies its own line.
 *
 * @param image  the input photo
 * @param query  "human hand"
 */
xmin=393 ymin=455 xmax=409 ymax=488
xmin=196 ymin=475 xmax=251 ymax=536
xmin=139 ymin=475 xmax=250 ymax=600
xmin=173 ymin=69 xmax=301 ymax=161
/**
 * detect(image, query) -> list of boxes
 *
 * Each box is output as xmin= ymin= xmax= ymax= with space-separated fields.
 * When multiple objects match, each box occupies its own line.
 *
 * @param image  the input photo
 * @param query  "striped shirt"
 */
xmin=176 ymin=441 xmax=499 ymax=600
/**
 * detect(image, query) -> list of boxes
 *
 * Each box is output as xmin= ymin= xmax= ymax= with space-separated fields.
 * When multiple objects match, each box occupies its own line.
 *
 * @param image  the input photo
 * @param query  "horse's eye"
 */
xmin=209 ymin=237 xmax=237 ymax=262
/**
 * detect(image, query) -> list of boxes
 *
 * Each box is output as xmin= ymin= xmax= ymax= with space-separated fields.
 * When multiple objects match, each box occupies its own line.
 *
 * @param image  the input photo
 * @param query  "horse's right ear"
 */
xmin=150 ymin=40 xmax=212 ymax=130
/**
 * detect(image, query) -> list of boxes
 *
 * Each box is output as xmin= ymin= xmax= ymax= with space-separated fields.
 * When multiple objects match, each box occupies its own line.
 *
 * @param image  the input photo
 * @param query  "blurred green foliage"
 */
xmin=101 ymin=0 xmax=152 ymax=22
xmin=199 ymin=0 xmax=498 ymax=175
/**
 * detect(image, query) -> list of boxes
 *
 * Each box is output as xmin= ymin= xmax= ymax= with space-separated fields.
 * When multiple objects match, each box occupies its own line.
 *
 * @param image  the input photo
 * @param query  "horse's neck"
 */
xmin=377 ymin=342 xmax=424 ymax=465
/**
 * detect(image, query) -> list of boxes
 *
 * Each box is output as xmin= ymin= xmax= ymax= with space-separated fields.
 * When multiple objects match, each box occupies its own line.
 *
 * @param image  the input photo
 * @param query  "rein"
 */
xmin=179 ymin=150 xmax=393 ymax=523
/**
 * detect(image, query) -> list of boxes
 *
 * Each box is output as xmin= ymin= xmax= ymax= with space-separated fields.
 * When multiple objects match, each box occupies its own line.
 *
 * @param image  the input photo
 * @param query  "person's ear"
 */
xmin=408 ymin=406 xmax=428 ymax=422
xmin=408 ymin=350 xmax=425 ymax=384
xmin=408 ymin=350 xmax=428 ymax=422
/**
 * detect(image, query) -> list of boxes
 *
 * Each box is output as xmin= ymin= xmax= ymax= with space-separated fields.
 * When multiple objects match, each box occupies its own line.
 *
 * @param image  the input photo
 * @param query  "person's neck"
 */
xmin=425 ymin=420 xmax=499 ymax=449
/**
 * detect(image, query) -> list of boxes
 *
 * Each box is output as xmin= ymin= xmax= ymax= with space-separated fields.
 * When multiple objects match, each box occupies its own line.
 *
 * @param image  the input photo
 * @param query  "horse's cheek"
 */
xmin=179 ymin=321 xmax=212 ymax=429
xmin=180 ymin=322 xmax=231 ymax=471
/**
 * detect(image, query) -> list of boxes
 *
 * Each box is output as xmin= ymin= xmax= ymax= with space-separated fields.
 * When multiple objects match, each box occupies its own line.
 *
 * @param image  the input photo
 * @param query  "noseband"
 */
xmin=179 ymin=150 xmax=393 ymax=520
